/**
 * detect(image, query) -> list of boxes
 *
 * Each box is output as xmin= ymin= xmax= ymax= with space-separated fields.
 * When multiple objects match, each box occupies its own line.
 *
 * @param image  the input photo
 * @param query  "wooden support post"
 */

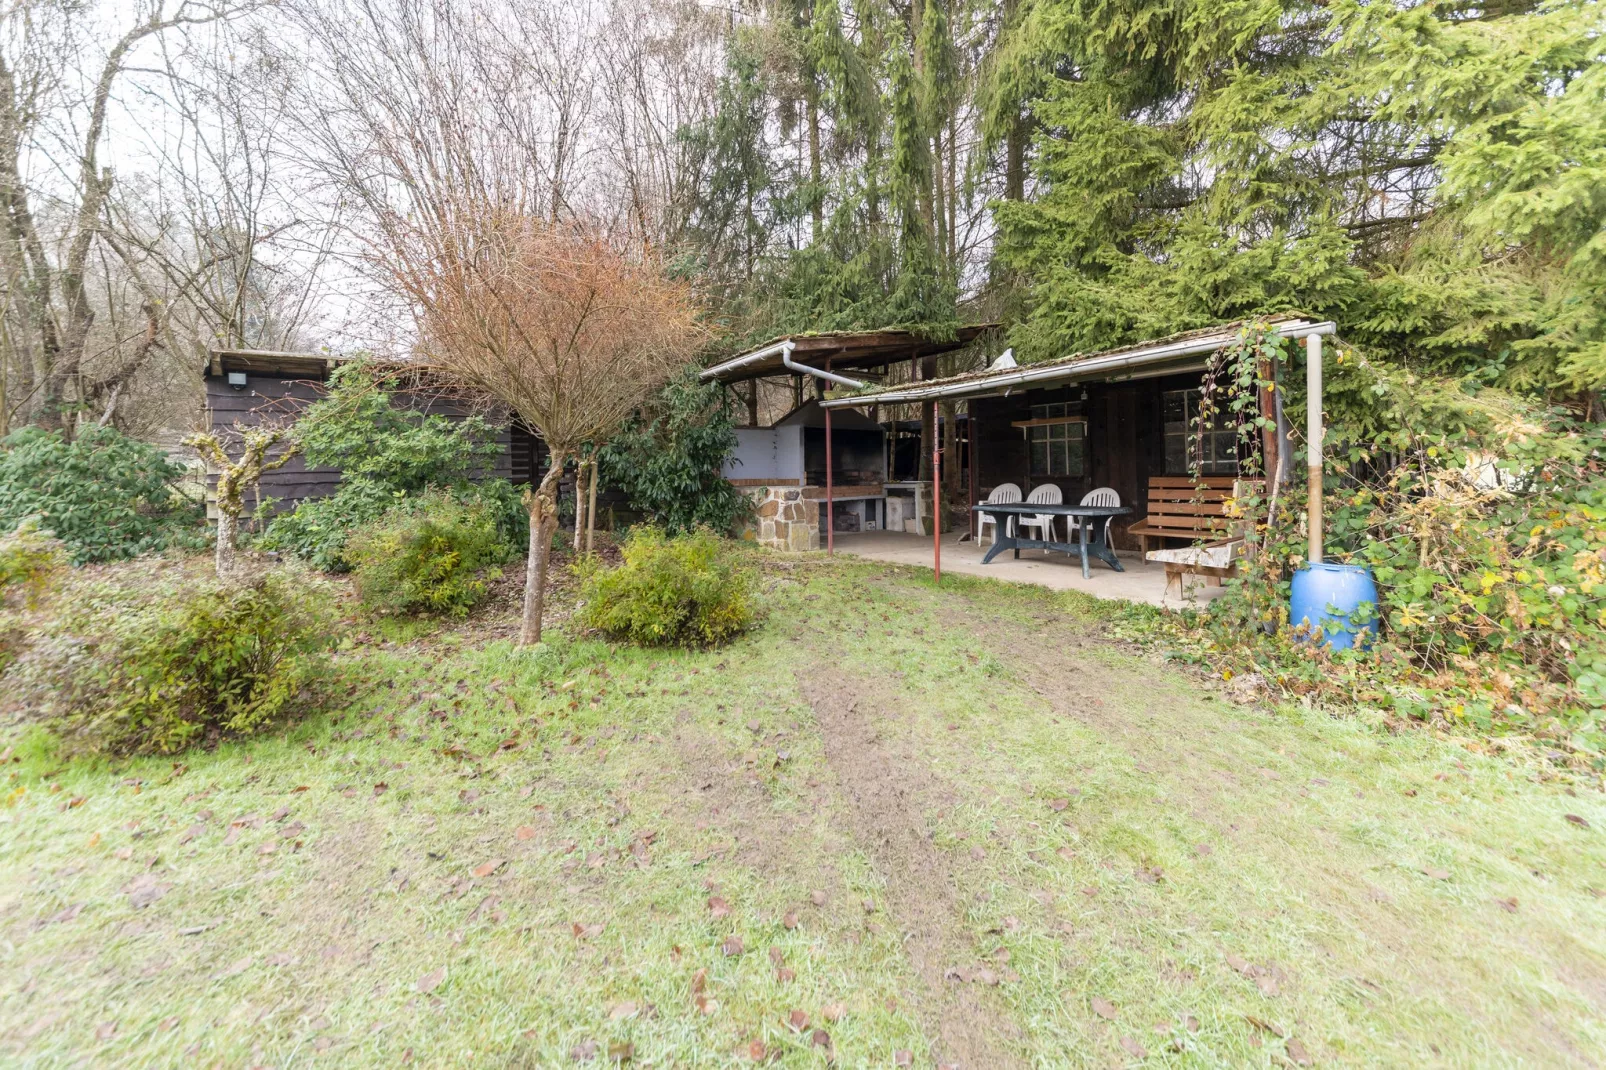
xmin=932 ymin=399 xmax=941 ymax=584
xmin=825 ymin=358 xmax=834 ymax=555
xmin=967 ymin=401 xmax=978 ymax=541
xmin=1306 ymin=332 xmax=1324 ymax=563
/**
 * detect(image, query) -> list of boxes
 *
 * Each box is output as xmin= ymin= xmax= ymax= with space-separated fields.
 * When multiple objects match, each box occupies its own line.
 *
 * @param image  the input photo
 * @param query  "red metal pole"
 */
xmin=932 ymin=399 xmax=941 ymax=584
xmin=825 ymin=381 xmax=834 ymax=556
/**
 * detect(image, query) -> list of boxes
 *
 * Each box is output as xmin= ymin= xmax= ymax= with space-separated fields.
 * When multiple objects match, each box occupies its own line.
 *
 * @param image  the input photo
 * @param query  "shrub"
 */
xmin=0 ymin=518 xmax=66 ymax=608
xmin=0 ymin=518 xmax=65 ymax=671
xmin=0 ymin=425 xmax=205 ymax=563
xmin=8 ymin=562 xmax=336 ymax=755
xmin=346 ymin=492 xmax=511 ymax=617
xmin=598 ymin=368 xmax=750 ymax=534
xmin=576 ymin=527 xmax=757 ymax=646
xmin=260 ymin=361 xmax=508 ymax=569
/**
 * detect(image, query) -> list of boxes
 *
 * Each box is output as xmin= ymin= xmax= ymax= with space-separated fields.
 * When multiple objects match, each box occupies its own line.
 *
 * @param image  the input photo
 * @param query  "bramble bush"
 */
xmin=7 ymin=561 xmax=337 ymax=755
xmin=0 ymin=425 xmax=205 ymax=563
xmin=261 ymin=362 xmax=524 ymax=569
xmin=576 ymin=527 xmax=757 ymax=646
xmin=346 ymin=492 xmax=511 ymax=618
xmin=1157 ymin=326 xmax=1606 ymax=763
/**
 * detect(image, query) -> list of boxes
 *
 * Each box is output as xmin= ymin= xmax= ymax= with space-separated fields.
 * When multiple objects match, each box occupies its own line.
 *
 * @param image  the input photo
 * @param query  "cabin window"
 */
xmin=1027 ymin=403 xmax=1085 ymax=477
xmin=1163 ymin=389 xmax=1238 ymax=476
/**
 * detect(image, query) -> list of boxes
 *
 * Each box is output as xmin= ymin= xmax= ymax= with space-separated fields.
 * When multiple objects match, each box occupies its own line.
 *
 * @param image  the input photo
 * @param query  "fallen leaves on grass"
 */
xmin=1119 ymin=1036 xmax=1147 ymax=1058
xmin=707 ymin=895 xmax=731 ymax=918
xmin=472 ymin=858 xmax=506 ymax=878
xmin=821 ymin=1002 xmax=845 ymax=1022
xmin=416 ymin=967 xmax=446 ymax=994
xmin=1285 ymin=1037 xmax=1314 ymax=1065
xmin=1421 ymin=867 xmax=1451 ymax=881
xmin=1495 ymin=896 xmax=1519 ymax=913
xmin=787 ymin=1009 xmax=810 ymax=1032
xmin=515 ymin=825 xmax=537 ymax=841
xmin=211 ymin=956 xmax=252 ymax=981
xmin=1091 ymin=996 xmax=1118 ymax=1020
xmin=721 ymin=935 xmax=744 ymax=957
xmin=571 ymin=922 xmax=605 ymax=940
xmin=125 ymin=874 xmax=168 ymax=909
xmin=782 ymin=910 xmax=799 ymax=930
xmin=809 ymin=890 xmax=827 ymax=906
xmin=1565 ymin=813 xmax=1590 ymax=829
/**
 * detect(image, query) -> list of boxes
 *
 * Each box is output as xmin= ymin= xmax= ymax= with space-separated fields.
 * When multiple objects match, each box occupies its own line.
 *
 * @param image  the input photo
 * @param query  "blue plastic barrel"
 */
xmin=1290 ymin=562 xmax=1379 ymax=651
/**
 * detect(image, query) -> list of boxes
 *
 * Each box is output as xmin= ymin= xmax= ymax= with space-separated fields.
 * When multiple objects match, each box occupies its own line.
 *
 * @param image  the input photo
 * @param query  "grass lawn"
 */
xmin=2 ymin=554 xmax=1604 ymax=1067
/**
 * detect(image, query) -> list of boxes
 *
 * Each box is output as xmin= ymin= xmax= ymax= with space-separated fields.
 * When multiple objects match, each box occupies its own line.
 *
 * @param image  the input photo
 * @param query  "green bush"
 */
xmin=0 ymin=518 xmax=66 ymax=608
xmin=346 ymin=492 xmax=511 ymax=617
xmin=9 ymin=563 xmax=336 ymax=755
xmin=260 ymin=361 xmax=515 ymax=569
xmin=0 ymin=518 xmax=65 ymax=671
xmin=576 ymin=527 xmax=757 ymax=646
xmin=598 ymin=368 xmax=750 ymax=534
xmin=0 ymin=425 xmax=205 ymax=563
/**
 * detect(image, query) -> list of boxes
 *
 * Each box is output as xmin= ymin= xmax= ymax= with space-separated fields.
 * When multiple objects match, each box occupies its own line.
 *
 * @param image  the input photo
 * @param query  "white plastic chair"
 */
xmin=976 ymin=483 xmax=1021 ymax=546
xmin=1080 ymin=486 xmax=1121 ymax=550
xmin=1015 ymin=483 xmax=1063 ymax=548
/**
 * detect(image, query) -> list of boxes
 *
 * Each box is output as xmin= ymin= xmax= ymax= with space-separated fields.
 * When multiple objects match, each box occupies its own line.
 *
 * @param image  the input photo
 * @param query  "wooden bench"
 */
xmin=1125 ymin=476 xmax=1241 ymax=597
xmin=1125 ymin=476 xmax=1236 ymax=553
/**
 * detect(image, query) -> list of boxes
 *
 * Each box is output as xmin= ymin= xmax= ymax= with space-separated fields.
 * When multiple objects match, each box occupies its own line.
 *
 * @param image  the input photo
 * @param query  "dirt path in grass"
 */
xmin=801 ymin=671 xmax=1027 ymax=1070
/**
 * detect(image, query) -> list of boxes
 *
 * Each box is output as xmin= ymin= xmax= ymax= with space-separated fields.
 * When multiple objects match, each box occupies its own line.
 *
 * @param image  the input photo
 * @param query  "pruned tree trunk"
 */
xmin=215 ymin=509 xmax=240 ymax=577
xmin=520 ymin=449 xmax=568 ymax=645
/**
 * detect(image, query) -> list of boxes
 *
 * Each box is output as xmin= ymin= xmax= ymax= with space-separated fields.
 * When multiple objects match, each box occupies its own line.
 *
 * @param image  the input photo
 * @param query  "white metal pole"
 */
xmin=1305 ymin=332 xmax=1323 ymax=564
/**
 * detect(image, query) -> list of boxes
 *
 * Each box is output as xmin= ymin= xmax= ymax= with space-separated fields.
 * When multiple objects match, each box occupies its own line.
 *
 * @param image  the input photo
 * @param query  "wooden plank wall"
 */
xmin=205 ymin=373 xmax=518 ymax=515
xmin=970 ymin=372 xmax=1208 ymax=551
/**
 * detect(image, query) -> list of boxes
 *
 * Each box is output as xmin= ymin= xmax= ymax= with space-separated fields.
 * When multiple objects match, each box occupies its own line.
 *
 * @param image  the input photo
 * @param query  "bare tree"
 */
xmin=0 ymin=0 xmax=256 ymax=433
xmin=392 ymin=212 xmax=702 ymax=644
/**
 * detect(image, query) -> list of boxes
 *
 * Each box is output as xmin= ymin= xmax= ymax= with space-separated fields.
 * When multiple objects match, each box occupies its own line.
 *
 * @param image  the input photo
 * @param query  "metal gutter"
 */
xmin=819 ymin=320 xmax=1337 ymax=408
xmin=700 ymin=339 xmax=865 ymax=389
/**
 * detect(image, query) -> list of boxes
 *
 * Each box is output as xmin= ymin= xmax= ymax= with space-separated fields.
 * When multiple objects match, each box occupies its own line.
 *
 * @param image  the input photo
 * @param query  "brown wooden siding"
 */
xmin=970 ymin=373 xmax=1208 ymax=551
xmin=205 ymin=371 xmax=525 ymax=515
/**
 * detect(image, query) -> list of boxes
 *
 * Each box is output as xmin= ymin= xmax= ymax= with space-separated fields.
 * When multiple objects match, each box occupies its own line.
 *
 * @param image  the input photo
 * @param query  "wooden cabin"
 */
xmin=202 ymin=349 xmax=543 ymax=515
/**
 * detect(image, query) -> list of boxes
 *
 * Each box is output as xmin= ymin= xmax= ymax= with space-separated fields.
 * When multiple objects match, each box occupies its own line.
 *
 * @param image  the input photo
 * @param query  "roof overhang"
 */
xmin=208 ymin=349 xmax=344 ymax=379
xmin=699 ymin=325 xmax=997 ymax=385
xmin=819 ymin=317 xmax=1336 ymax=408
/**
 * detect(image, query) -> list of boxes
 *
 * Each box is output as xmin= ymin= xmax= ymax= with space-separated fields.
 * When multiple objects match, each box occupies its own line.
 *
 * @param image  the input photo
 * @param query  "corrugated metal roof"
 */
xmin=819 ymin=316 xmax=1334 ymax=407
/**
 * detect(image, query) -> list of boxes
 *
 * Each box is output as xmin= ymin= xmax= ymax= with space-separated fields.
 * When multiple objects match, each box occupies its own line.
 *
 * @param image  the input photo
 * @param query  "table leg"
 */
xmin=979 ymin=511 xmax=1013 ymax=565
xmin=1078 ymin=517 xmax=1091 ymax=579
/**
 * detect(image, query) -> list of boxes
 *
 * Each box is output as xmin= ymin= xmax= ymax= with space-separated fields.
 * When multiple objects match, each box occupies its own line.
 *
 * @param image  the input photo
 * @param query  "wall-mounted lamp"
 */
xmin=1079 ymin=385 xmax=1089 ymax=402
xmin=226 ymin=371 xmax=248 ymax=391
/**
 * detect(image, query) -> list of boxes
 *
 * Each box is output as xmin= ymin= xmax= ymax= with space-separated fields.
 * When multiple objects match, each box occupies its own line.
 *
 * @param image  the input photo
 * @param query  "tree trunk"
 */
xmin=586 ymin=457 xmax=599 ymax=555
xmin=215 ymin=509 xmax=239 ymax=578
xmin=520 ymin=451 xmax=567 ymax=646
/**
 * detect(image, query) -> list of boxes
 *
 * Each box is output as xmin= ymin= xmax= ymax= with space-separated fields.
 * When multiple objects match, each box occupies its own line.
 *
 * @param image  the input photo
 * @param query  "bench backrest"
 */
xmin=1139 ymin=476 xmax=1237 ymax=539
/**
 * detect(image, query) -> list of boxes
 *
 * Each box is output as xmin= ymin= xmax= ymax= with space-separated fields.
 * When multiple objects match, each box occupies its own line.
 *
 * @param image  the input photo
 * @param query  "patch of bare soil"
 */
xmin=667 ymin=714 xmax=837 ymax=886
xmin=801 ymin=671 xmax=1028 ymax=1070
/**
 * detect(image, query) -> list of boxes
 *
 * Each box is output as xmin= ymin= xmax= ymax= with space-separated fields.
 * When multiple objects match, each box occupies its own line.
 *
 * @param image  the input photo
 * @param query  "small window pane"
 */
xmin=1030 ymin=439 xmax=1048 ymax=473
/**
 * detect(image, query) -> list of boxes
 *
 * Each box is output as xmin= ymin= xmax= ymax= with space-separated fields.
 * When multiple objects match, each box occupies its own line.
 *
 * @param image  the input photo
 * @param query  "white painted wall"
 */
xmin=723 ymin=425 xmax=805 ymax=483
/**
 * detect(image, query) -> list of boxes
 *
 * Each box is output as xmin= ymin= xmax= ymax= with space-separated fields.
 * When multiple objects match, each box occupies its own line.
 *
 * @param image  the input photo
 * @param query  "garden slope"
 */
xmin=1 ymin=556 xmax=1602 ymax=1067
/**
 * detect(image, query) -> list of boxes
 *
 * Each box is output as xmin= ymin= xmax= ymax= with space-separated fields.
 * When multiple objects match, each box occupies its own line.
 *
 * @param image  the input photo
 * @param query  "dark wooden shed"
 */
xmin=203 ymin=349 xmax=542 ymax=516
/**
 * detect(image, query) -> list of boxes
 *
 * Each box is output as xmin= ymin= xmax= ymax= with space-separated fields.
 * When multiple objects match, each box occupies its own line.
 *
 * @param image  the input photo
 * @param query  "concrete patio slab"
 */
xmin=831 ymin=530 xmax=1228 ymax=609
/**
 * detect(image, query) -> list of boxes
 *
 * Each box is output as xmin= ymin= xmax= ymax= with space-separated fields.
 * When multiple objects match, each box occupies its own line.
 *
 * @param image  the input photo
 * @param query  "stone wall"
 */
xmin=740 ymin=485 xmax=819 ymax=552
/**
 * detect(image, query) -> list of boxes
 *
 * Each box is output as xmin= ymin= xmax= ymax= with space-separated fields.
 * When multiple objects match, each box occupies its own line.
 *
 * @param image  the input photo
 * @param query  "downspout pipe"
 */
xmin=779 ymin=340 xmax=865 ymax=390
